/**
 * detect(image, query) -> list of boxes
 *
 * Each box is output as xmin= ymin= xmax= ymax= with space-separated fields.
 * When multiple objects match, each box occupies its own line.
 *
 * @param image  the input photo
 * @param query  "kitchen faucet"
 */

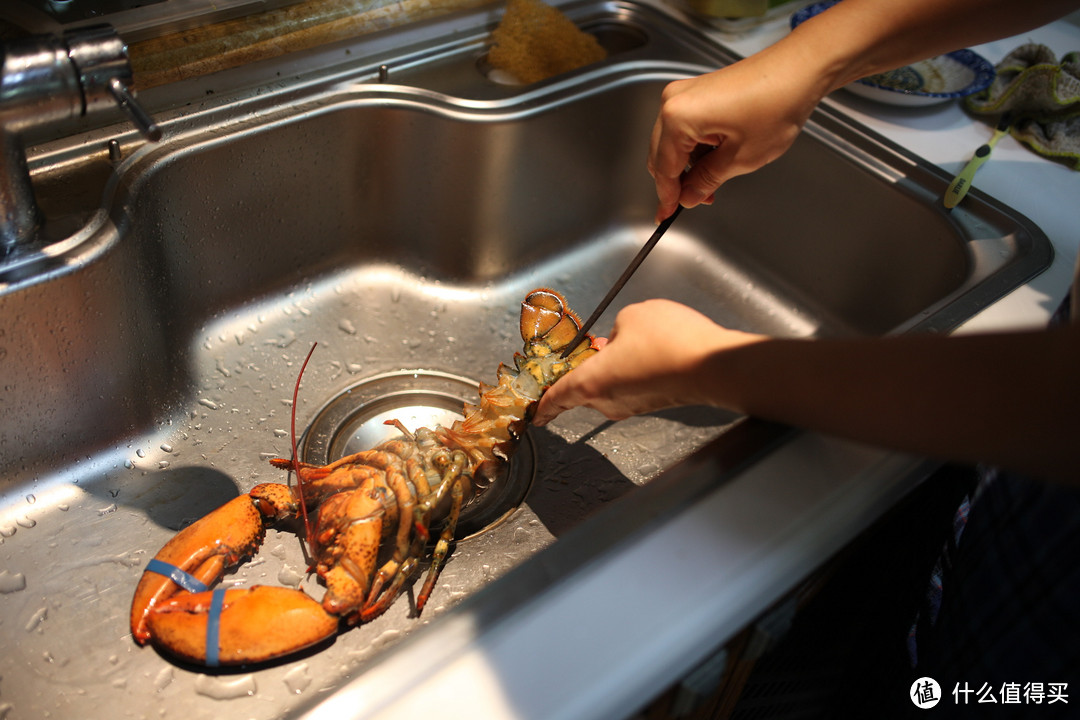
xmin=0 ymin=25 xmax=160 ymax=255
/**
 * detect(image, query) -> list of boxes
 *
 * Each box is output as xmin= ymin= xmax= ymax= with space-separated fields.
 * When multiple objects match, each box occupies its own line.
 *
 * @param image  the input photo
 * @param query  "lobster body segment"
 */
xmin=131 ymin=289 xmax=597 ymax=666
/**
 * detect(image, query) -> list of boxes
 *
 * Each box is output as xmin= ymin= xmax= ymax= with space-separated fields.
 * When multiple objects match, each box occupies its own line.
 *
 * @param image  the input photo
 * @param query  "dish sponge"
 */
xmin=487 ymin=0 xmax=607 ymax=84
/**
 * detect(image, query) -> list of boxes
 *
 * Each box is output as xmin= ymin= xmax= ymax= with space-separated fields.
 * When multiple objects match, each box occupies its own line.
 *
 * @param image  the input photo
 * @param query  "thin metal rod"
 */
xmin=560 ymin=205 xmax=683 ymax=357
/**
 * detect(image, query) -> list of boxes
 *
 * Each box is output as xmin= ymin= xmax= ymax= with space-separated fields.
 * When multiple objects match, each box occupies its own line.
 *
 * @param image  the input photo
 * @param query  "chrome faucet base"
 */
xmin=0 ymin=25 xmax=159 ymax=254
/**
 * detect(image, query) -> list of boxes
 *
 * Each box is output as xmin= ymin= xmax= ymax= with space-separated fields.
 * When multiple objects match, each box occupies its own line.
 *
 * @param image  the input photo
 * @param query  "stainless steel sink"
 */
xmin=0 ymin=2 xmax=1051 ymax=718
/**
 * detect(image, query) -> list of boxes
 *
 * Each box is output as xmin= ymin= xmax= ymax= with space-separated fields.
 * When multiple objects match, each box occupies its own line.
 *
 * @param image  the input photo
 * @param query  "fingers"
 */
xmin=648 ymin=116 xmax=696 ymax=223
xmin=532 ymin=390 xmax=569 ymax=427
xmin=532 ymin=372 xmax=590 ymax=427
xmin=648 ymin=107 xmax=731 ymax=223
xmin=533 ymin=300 xmax=706 ymax=426
xmin=532 ymin=337 xmax=607 ymax=426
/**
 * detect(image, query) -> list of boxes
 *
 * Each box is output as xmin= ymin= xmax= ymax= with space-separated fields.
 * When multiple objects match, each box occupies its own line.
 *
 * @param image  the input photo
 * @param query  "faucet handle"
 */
xmin=106 ymin=77 xmax=162 ymax=142
xmin=64 ymin=25 xmax=161 ymax=142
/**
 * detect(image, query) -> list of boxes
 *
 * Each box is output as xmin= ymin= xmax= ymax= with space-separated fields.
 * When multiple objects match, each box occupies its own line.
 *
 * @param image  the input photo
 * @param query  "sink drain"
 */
xmin=300 ymin=370 xmax=535 ymax=539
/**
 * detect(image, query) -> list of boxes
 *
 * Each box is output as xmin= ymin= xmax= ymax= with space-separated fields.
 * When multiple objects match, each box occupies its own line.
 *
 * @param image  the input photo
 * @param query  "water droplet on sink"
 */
xmin=16 ymin=516 xmax=35 ymax=529
xmin=267 ymin=330 xmax=296 ymax=348
xmin=283 ymin=664 xmax=312 ymax=695
xmin=194 ymin=674 xmax=257 ymax=700
xmin=199 ymin=398 xmax=219 ymax=410
xmin=277 ymin=564 xmax=304 ymax=588
xmin=338 ymin=319 xmax=357 ymax=335
xmin=0 ymin=570 xmax=26 ymax=593
xmin=153 ymin=667 xmax=174 ymax=692
xmin=136 ymin=448 xmax=146 ymax=458
xmin=25 ymin=606 xmax=47 ymax=632
xmin=25 ymin=494 xmax=35 ymax=504
xmin=371 ymin=629 xmax=401 ymax=650
xmin=160 ymin=443 xmax=173 ymax=453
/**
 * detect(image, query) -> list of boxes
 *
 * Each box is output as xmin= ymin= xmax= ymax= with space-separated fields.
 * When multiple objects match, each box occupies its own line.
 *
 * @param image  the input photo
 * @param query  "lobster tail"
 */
xmin=439 ymin=289 xmax=598 ymax=465
xmin=520 ymin=288 xmax=589 ymax=355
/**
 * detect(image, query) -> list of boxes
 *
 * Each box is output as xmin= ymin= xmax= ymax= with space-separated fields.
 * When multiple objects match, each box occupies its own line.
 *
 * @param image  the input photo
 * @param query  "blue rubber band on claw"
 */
xmin=206 ymin=588 xmax=226 ymax=668
xmin=145 ymin=558 xmax=209 ymax=593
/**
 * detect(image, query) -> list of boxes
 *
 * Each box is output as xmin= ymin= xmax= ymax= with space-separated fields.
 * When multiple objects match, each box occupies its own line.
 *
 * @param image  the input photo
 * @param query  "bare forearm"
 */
xmin=707 ymin=326 xmax=1080 ymax=482
xmin=792 ymin=0 xmax=1080 ymax=92
xmin=649 ymin=0 xmax=1080 ymax=219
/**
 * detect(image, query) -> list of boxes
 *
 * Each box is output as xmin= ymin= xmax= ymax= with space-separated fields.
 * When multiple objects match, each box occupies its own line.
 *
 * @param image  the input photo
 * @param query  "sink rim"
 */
xmin=0 ymin=1 xmax=1057 ymax=717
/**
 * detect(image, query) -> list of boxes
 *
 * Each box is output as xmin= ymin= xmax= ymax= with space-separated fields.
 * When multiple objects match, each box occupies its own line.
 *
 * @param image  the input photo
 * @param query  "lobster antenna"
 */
xmin=291 ymin=342 xmax=318 ymax=557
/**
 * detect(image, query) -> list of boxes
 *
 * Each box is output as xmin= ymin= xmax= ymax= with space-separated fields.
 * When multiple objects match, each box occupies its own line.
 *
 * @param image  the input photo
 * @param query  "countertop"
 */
xmin=331 ymin=5 xmax=1080 ymax=720
xmin=715 ymin=7 xmax=1080 ymax=333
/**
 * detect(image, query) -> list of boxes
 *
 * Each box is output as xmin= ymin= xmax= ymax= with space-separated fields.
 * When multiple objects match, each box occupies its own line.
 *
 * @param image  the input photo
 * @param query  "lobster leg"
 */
xmin=360 ymin=448 xmax=468 ymax=619
xmin=358 ymin=542 xmax=423 ymax=622
xmin=416 ymin=469 xmax=466 ymax=612
xmin=362 ymin=450 xmax=432 ymax=610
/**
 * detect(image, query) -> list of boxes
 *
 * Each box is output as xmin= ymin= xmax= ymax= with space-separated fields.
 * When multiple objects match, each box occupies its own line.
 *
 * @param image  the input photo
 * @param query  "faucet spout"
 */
xmin=0 ymin=25 xmax=160 ymax=255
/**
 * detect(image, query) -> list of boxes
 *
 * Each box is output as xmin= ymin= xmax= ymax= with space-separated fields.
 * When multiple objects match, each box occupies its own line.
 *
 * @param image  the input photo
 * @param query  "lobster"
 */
xmin=129 ymin=288 xmax=598 ymax=667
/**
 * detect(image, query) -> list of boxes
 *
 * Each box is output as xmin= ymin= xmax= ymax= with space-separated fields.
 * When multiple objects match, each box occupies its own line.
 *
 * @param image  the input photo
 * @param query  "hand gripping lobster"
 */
xmin=130 ymin=289 xmax=598 ymax=667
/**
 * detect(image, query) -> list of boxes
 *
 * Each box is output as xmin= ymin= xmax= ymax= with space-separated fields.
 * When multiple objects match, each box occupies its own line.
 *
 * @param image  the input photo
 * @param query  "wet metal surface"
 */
xmin=0 ymin=1 xmax=1051 ymax=718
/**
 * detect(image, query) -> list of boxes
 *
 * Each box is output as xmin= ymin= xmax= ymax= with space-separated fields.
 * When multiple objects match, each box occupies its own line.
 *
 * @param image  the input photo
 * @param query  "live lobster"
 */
xmin=130 ymin=289 xmax=598 ymax=666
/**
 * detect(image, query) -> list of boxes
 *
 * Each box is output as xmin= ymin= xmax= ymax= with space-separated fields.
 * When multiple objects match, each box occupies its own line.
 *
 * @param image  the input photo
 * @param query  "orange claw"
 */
xmin=146 ymin=586 xmax=339 ymax=666
xmin=130 ymin=494 xmax=267 ymax=643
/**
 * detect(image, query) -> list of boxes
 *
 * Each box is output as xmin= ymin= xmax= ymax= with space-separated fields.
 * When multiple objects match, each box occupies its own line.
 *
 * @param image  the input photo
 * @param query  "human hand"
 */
xmin=647 ymin=45 xmax=826 ymax=223
xmin=532 ymin=299 xmax=766 ymax=426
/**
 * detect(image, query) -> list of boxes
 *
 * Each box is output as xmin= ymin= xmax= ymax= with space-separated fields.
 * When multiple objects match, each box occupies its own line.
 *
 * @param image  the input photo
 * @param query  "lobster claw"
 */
xmin=131 ymin=495 xmax=270 ymax=643
xmin=146 ymin=586 xmax=339 ymax=666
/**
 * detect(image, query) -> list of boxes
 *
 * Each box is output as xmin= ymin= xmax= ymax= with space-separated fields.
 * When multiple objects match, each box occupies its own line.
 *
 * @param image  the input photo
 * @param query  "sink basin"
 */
xmin=0 ymin=1 xmax=1051 ymax=718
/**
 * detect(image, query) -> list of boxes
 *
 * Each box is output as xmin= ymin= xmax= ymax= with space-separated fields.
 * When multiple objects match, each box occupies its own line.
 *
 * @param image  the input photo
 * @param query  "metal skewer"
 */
xmin=560 ymin=205 xmax=684 ymax=357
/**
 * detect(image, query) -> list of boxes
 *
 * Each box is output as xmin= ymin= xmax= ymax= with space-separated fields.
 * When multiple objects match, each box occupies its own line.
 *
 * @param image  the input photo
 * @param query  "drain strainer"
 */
xmin=300 ymin=369 xmax=535 ymax=539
